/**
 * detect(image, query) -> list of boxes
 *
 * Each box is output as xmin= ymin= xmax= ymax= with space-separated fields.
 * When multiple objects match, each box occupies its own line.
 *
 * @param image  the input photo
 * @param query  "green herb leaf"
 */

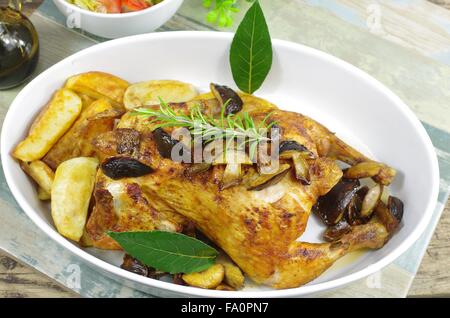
xmin=230 ymin=0 xmax=272 ymax=94
xmin=203 ymin=0 xmax=243 ymax=27
xmin=133 ymin=99 xmax=272 ymax=151
xmin=108 ymin=231 xmax=219 ymax=274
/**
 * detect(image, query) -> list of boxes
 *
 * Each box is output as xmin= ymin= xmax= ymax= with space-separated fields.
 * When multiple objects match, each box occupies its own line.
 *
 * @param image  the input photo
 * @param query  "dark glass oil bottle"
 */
xmin=0 ymin=6 xmax=39 ymax=90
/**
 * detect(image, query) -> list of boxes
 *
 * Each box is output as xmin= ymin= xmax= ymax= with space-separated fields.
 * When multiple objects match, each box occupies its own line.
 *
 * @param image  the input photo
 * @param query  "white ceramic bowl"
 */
xmin=52 ymin=0 xmax=184 ymax=38
xmin=1 ymin=32 xmax=439 ymax=298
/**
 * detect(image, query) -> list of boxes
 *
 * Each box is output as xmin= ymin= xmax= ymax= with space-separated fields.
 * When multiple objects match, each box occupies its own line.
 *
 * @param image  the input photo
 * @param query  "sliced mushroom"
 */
xmin=213 ymin=149 xmax=253 ymax=190
xmin=344 ymin=161 xmax=380 ymax=178
xmin=210 ymin=83 xmax=243 ymax=116
xmin=361 ymin=184 xmax=383 ymax=218
xmin=344 ymin=186 xmax=367 ymax=225
xmin=173 ymin=273 xmax=187 ymax=286
xmin=323 ymin=219 xmax=351 ymax=242
xmin=245 ymin=163 xmax=291 ymax=191
xmin=344 ymin=161 xmax=396 ymax=186
xmin=313 ymin=178 xmax=360 ymax=226
xmin=291 ymin=153 xmax=310 ymax=185
xmin=387 ymin=196 xmax=404 ymax=224
xmin=279 ymin=140 xmax=311 ymax=156
xmin=256 ymin=142 xmax=274 ymax=174
xmin=101 ymin=156 xmax=153 ymax=179
xmin=121 ymin=254 xmax=148 ymax=277
xmin=373 ymin=166 xmax=397 ymax=186
xmin=152 ymin=127 xmax=191 ymax=161
xmin=279 ymin=140 xmax=314 ymax=184
xmin=344 ymin=184 xmax=383 ymax=226
xmin=221 ymin=163 xmax=242 ymax=190
xmin=345 ymin=193 xmax=364 ymax=226
xmin=374 ymin=199 xmax=403 ymax=234
xmin=182 ymin=221 xmax=197 ymax=238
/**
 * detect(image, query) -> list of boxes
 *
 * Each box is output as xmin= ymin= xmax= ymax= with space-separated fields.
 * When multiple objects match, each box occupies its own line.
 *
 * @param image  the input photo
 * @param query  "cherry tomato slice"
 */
xmin=97 ymin=0 xmax=122 ymax=13
xmin=122 ymin=0 xmax=150 ymax=12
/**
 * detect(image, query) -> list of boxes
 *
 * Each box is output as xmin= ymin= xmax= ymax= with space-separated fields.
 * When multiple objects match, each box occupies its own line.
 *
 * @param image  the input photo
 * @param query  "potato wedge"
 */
xmin=37 ymin=187 xmax=51 ymax=201
xmin=13 ymin=89 xmax=82 ymax=162
xmin=79 ymin=93 xmax=96 ymax=110
xmin=51 ymin=157 xmax=98 ymax=241
xmin=182 ymin=264 xmax=225 ymax=289
xmin=65 ymin=72 xmax=129 ymax=109
xmin=216 ymin=257 xmax=245 ymax=289
xmin=43 ymin=99 xmax=121 ymax=170
xmin=20 ymin=160 xmax=54 ymax=196
xmin=124 ymin=80 xmax=198 ymax=110
xmin=192 ymin=92 xmax=215 ymax=100
xmin=80 ymin=229 xmax=94 ymax=247
xmin=222 ymin=263 xmax=245 ymax=289
xmin=215 ymin=284 xmax=235 ymax=291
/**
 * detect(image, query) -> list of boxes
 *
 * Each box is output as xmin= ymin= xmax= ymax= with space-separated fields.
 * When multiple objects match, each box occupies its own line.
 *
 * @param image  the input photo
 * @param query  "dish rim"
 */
xmin=53 ymin=0 xmax=179 ymax=18
xmin=1 ymin=31 xmax=440 ymax=298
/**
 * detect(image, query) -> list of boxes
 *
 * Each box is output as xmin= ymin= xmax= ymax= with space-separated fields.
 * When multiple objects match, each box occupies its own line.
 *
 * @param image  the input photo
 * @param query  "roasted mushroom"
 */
xmin=344 ymin=161 xmax=396 ymax=186
xmin=387 ymin=196 xmax=404 ymax=224
xmin=323 ymin=219 xmax=352 ymax=242
xmin=121 ymin=254 xmax=165 ymax=279
xmin=345 ymin=192 xmax=364 ymax=226
xmin=213 ymin=149 xmax=253 ymax=190
xmin=101 ymin=156 xmax=153 ymax=179
xmin=344 ymin=184 xmax=383 ymax=226
xmin=279 ymin=140 xmax=310 ymax=154
xmin=313 ymin=178 xmax=360 ymax=226
xmin=221 ymin=163 xmax=242 ymax=190
xmin=152 ymin=127 xmax=191 ymax=161
xmin=374 ymin=197 xmax=404 ymax=234
xmin=210 ymin=83 xmax=243 ymax=116
xmin=121 ymin=254 xmax=148 ymax=276
xmin=279 ymin=140 xmax=314 ymax=185
xmin=291 ymin=153 xmax=310 ymax=185
xmin=245 ymin=163 xmax=291 ymax=191
xmin=361 ymin=184 xmax=383 ymax=218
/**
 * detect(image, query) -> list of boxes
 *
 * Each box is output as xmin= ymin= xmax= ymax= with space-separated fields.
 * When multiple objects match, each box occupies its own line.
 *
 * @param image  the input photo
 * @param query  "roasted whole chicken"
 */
xmin=85 ymin=87 xmax=401 ymax=289
xmin=15 ymin=73 xmax=403 ymax=290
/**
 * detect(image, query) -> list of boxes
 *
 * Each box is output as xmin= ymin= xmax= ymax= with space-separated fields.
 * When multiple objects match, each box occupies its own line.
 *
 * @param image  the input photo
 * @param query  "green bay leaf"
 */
xmin=230 ymin=0 xmax=272 ymax=94
xmin=108 ymin=231 xmax=219 ymax=274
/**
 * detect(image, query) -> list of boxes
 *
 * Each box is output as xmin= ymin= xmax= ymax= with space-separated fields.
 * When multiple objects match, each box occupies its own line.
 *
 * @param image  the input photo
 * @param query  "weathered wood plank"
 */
xmin=409 ymin=199 xmax=450 ymax=297
xmin=0 ymin=253 xmax=77 ymax=298
xmin=430 ymin=0 xmax=450 ymax=10
xmin=328 ymin=0 xmax=450 ymax=58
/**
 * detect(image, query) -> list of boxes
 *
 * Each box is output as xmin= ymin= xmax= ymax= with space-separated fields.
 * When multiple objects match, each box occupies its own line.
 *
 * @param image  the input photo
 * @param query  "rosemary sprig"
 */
xmin=132 ymin=98 xmax=276 ymax=159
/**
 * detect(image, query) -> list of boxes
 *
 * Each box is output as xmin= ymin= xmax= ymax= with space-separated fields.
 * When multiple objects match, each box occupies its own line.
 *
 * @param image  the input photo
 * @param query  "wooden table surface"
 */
xmin=1 ymin=0 xmax=449 ymax=298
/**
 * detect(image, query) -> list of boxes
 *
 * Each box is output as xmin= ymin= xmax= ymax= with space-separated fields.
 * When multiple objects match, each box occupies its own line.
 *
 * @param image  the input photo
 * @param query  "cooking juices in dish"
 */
xmin=68 ymin=0 xmax=164 ymax=13
xmin=11 ymin=71 xmax=404 ymax=290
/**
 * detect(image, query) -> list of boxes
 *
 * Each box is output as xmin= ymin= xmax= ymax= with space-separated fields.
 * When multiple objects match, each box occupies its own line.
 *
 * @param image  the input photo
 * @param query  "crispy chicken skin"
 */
xmin=87 ymin=94 xmax=395 ymax=289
